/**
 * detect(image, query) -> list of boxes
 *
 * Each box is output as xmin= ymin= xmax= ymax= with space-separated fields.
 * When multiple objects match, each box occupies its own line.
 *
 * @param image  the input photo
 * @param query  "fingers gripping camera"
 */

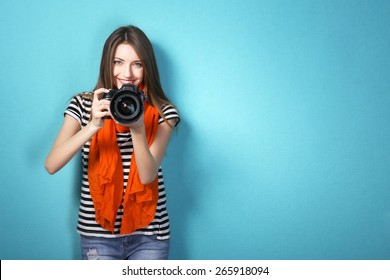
xmin=101 ymin=84 xmax=146 ymax=125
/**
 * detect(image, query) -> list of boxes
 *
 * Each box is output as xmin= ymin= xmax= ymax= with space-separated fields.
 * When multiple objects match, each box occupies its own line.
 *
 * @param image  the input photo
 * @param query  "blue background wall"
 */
xmin=0 ymin=0 xmax=389 ymax=260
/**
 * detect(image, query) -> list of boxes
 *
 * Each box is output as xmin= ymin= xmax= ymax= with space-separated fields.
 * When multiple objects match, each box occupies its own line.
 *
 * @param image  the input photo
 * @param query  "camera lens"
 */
xmin=110 ymin=90 xmax=143 ymax=125
xmin=118 ymin=96 xmax=137 ymax=115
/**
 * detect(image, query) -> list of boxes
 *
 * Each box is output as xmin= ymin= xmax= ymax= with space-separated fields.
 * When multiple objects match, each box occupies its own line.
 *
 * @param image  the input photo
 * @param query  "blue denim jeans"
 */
xmin=80 ymin=234 xmax=169 ymax=260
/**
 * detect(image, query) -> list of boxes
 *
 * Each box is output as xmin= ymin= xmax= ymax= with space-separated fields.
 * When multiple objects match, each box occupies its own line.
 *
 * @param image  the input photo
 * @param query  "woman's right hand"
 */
xmin=91 ymin=88 xmax=111 ymax=129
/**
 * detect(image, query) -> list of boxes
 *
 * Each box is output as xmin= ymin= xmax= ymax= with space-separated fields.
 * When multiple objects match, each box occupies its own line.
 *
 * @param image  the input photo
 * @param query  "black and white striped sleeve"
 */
xmin=158 ymin=104 xmax=180 ymax=127
xmin=64 ymin=95 xmax=83 ymax=126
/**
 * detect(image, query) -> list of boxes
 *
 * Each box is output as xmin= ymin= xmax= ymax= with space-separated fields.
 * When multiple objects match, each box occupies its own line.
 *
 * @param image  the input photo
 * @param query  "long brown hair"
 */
xmin=95 ymin=25 xmax=175 ymax=123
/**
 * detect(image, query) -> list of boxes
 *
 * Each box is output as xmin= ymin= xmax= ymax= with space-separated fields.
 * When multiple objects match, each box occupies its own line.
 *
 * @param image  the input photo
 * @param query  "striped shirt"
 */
xmin=65 ymin=95 xmax=180 ymax=240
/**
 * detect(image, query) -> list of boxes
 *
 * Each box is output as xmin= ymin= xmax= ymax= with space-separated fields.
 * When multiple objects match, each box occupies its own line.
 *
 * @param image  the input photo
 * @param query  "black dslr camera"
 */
xmin=101 ymin=84 xmax=145 ymax=125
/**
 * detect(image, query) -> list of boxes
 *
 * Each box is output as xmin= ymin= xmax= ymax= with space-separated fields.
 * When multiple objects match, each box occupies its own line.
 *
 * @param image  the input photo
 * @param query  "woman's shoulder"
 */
xmin=158 ymin=103 xmax=180 ymax=126
xmin=160 ymin=103 xmax=180 ymax=118
xmin=69 ymin=92 xmax=93 ymax=108
xmin=65 ymin=93 xmax=93 ymax=122
xmin=161 ymin=103 xmax=179 ymax=114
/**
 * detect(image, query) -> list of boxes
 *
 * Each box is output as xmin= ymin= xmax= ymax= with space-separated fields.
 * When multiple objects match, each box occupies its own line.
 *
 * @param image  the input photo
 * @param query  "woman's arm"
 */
xmin=45 ymin=89 xmax=110 ymax=174
xmin=45 ymin=116 xmax=99 ymax=174
xmin=130 ymin=118 xmax=177 ymax=184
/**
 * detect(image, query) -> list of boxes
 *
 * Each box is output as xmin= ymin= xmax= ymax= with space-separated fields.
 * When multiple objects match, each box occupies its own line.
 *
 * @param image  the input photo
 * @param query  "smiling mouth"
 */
xmin=118 ymin=79 xmax=135 ymax=85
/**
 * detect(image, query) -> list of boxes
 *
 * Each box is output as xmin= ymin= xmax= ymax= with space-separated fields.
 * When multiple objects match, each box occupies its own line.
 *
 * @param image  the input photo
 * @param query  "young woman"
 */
xmin=45 ymin=25 xmax=180 ymax=260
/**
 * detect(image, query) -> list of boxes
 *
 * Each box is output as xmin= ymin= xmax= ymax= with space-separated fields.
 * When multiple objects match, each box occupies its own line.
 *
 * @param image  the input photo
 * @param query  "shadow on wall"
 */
xmin=153 ymin=43 xmax=198 ymax=260
xmin=164 ymin=121 xmax=196 ymax=260
xmin=72 ymin=156 xmax=82 ymax=259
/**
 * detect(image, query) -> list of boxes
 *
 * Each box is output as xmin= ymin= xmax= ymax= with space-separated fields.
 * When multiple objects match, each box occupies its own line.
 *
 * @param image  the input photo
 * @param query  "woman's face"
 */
xmin=113 ymin=43 xmax=144 ymax=89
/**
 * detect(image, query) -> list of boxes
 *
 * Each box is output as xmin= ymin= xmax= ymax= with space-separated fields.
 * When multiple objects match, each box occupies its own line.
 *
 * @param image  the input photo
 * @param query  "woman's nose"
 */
xmin=123 ymin=64 xmax=132 ymax=77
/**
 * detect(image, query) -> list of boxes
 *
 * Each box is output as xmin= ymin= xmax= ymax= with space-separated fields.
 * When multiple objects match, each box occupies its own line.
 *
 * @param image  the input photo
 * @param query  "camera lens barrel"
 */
xmin=103 ymin=84 xmax=145 ymax=125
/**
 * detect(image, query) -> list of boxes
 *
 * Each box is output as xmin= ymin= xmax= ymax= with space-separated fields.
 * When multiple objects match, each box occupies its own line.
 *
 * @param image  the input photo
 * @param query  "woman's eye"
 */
xmin=113 ymin=60 xmax=122 ymax=65
xmin=134 ymin=62 xmax=143 ymax=68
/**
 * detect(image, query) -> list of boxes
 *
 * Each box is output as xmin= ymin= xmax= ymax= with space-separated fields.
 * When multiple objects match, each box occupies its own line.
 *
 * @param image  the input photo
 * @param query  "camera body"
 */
xmin=102 ymin=84 xmax=145 ymax=125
